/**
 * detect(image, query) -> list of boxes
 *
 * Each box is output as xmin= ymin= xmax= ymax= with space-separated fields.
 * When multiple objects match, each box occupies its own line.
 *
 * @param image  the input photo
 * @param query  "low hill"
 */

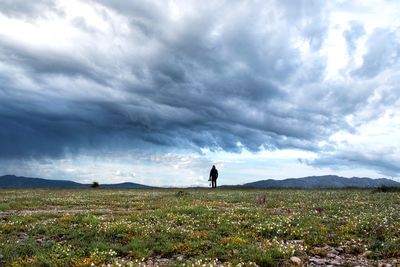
xmin=0 ymin=175 xmax=150 ymax=189
xmin=2 ymin=174 xmax=399 ymax=189
xmin=243 ymin=175 xmax=400 ymax=188
xmin=0 ymin=175 xmax=85 ymax=188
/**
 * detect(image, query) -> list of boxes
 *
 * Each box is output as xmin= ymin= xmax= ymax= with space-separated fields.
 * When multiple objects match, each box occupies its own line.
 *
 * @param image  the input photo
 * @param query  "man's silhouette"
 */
xmin=209 ymin=165 xmax=218 ymax=188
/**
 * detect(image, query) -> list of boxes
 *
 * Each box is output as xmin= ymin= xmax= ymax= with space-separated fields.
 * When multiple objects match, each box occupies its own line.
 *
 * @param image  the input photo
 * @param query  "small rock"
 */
xmin=336 ymin=247 xmax=344 ymax=252
xmin=330 ymin=260 xmax=342 ymax=266
xmin=312 ymin=247 xmax=328 ymax=256
xmin=328 ymin=249 xmax=339 ymax=255
xmin=290 ymin=256 xmax=302 ymax=266
xmin=309 ymin=257 xmax=327 ymax=264
xmin=361 ymin=250 xmax=372 ymax=258
xmin=17 ymin=233 xmax=29 ymax=241
xmin=158 ymin=258 xmax=169 ymax=265
xmin=327 ymin=253 xmax=336 ymax=258
xmin=176 ymin=255 xmax=184 ymax=261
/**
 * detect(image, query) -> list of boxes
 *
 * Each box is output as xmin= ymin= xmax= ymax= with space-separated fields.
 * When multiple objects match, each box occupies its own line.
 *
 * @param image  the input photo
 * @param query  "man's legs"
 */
xmin=212 ymin=179 xmax=217 ymax=188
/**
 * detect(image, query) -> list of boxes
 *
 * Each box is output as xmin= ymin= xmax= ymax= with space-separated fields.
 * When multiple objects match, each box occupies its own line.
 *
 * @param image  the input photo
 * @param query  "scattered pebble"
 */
xmin=306 ymin=246 xmax=398 ymax=267
xmin=290 ymin=256 xmax=302 ymax=266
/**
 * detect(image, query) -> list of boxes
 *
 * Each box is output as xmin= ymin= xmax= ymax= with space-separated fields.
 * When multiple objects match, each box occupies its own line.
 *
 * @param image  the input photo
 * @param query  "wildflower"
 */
xmin=258 ymin=195 xmax=266 ymax=205
xmin=315 ymin=207 xmax=324 ymax=214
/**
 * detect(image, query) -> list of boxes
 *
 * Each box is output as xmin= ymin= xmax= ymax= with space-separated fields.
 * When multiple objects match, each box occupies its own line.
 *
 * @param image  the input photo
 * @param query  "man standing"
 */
xmin=209 ymin=165 xmax=218 ymax=188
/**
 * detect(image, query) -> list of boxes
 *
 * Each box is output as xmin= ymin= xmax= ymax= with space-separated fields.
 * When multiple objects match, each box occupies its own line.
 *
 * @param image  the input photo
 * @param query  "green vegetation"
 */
xmin=0 ymin=189 xmax=399 ymax=266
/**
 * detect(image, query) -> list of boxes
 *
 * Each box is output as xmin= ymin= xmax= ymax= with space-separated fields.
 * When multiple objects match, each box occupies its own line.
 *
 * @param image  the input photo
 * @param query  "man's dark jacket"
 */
xmin=210 ymin=168 xmax=218 ymax=180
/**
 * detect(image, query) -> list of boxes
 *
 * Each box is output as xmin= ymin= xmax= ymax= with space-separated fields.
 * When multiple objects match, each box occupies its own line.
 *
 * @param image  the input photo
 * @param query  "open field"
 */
xmin=0 ymin=189 xmax=399 ymax=266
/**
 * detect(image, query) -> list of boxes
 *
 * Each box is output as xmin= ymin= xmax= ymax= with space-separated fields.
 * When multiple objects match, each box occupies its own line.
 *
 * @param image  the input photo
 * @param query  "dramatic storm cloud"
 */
xmin=1 ymin=0 xmax=400 ymax=185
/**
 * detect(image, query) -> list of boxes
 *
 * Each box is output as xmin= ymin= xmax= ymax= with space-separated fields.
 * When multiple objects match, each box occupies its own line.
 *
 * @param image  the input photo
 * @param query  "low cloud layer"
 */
xmin=1 ymin=0 xmax=400 ymax=179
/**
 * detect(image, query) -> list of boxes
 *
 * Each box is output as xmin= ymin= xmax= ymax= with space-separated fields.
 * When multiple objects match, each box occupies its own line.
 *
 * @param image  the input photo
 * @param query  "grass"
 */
xmin=372 ymin=186 xmax=400 ymax=193
xmin=0 ymin=188 xmax=399 ymax=266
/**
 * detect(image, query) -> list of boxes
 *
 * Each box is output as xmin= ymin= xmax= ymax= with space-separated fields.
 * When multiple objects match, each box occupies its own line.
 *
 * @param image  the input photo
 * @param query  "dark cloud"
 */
xmin=0 ymin=0 xmax=399 ymax=179
xmin=0 ymin=37 xmax=112 ymax=86
xmin=352 ymin=28 xmax=400 ymax=78
xmin=310 ymin=147 xmax=400 ymax=176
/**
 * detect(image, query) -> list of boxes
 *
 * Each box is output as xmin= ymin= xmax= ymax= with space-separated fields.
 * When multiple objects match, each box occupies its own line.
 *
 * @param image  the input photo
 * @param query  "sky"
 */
xmin=1 ymin=0 xmax=400 ymax=186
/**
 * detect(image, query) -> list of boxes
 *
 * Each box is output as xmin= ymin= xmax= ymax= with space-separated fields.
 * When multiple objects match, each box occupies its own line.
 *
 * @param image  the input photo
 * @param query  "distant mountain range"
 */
xmin=1 ymin=174 xmax=399 ymax=189
xmin=0 ymin=175 xmax=150 ymax=189
xmin=242 ymin=175 xmax=400 ymax=188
